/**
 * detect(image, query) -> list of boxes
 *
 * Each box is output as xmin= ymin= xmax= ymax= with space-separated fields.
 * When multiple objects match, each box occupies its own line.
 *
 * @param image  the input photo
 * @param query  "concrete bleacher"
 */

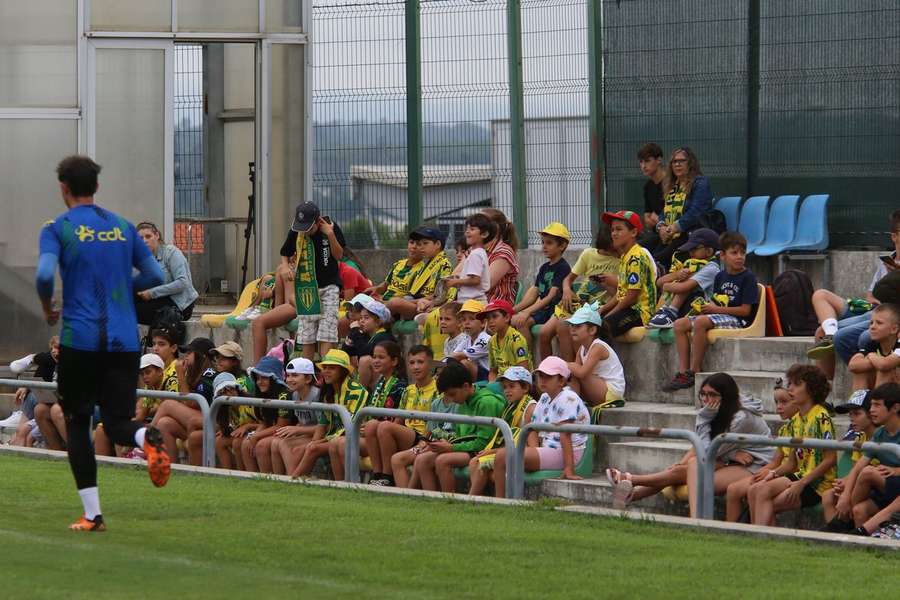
xmin=176 ymin=304 xmax=851 ymax=523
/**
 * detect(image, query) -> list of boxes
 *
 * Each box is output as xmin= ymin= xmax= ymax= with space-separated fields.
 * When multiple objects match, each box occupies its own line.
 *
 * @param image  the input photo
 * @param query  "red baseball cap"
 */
xmin=602 ymin=210 xmax=643 ymax=234
xmin=477 ymin=299 xmax=514 ymax=319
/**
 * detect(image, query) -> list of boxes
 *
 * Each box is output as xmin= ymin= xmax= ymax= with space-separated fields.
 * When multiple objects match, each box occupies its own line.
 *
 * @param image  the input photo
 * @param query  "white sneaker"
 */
xmin=234 ymin=307 xmax=255 ymax=321
xmin=0 ymin=410 xmax=24 ymax=428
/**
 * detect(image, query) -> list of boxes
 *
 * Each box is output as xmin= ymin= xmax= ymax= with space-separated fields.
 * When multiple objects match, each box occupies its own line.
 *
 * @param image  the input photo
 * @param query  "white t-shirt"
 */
xmin=457 ymin=247 xmax=490 ymax=301
xmin=462 ymin=331 xmax=491 ymax=371
xmin=579 ymin=339 xmax=626 ymax=396
xmin=443 ymin=332 xmax=469 ymax=361
xmin=531 ymin=387 xmax=590 ymax=450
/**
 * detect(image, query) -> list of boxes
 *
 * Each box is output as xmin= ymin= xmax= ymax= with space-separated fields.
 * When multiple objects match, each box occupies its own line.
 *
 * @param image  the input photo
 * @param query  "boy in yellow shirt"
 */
xmin=598 ymin=210 xmax=658 ymax=338
xmin=478 ymin=299 xmax=532 ymax=381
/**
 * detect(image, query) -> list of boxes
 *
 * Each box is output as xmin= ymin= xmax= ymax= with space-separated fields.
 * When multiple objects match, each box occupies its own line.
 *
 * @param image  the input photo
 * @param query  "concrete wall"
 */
xmin=355 ymin=248 xmax=885 ymax=296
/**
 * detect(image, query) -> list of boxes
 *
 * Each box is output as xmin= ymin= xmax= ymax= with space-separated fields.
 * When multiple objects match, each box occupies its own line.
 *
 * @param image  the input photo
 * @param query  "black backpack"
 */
xmin=772 ymin=270 xmax=818 ymax=336
xmin=696 ymin=209 xmax=727 ymax=234
xmin=146 ymin=305 xmax=186 ymax=347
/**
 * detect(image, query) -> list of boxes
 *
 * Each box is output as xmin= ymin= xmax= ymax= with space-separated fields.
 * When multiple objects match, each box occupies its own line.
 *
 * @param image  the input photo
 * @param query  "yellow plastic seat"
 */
xmin=661 ymin=484 xmax=689 ymax=502
xmin=615 ymin=326 xmax=646 ymax=344
xmin=200 ymin=278 xmax=260 ymax=328
xmin=708 ymin=284 xmax=767 ymax=344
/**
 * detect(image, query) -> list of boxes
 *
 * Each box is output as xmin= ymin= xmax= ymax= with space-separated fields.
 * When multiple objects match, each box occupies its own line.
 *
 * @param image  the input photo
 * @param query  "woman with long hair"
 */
xmin=652 ymin=147 xmax=713 ymax=270
xmin=605 ymin=372 xmax=772 ymax=518
xmin=135 ymin=221 xmax=199 ymax=325
xmin=481 ymin=208 xmax=520 ymax=305
xmin=150 ymin=337 xmax=216 ymax=465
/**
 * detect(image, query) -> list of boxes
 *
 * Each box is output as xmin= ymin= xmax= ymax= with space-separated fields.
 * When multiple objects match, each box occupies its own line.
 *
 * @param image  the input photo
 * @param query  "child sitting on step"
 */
xmin=724 ymin=381 xmax=798 ymax=522
xmin=647 ymin=228 xmax=721 ymax=329
xmin=664 ymin=231 xmax=759 ymax=391
xmin=565 ymin=302 xmax=625 ymax=423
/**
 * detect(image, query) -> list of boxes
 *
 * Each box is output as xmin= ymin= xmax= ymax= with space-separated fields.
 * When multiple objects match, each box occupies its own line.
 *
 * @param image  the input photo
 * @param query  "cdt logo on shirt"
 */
xmin=74 ymin=225 xmax=127 ymax=243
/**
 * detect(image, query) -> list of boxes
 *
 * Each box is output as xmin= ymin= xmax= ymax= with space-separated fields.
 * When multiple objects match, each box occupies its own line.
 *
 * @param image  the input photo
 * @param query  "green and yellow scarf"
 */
xmin=294 ymin=233 xmax=321 ymax=316
xmin=409 ymin=251 xmax=452 ymax=298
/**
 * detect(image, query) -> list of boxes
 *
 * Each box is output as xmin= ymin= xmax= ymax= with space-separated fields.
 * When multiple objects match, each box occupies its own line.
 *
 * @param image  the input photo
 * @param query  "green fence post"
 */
xmin=746 ymin=0 xmax=760 ymax=197
xmin=587 ymin=0 xmax=605 ymax=236
xmin=406 ymin=0 xmax=423 ymax=231
xmin=507 ymin=0 xmax=527 ymax=248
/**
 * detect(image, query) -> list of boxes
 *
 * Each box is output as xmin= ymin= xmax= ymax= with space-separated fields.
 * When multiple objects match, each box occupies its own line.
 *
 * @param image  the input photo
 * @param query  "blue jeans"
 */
xmin=834 ymin=312 xmax=873 ymax=364
xmin=22 ymin=391 xmax=38 ymax=420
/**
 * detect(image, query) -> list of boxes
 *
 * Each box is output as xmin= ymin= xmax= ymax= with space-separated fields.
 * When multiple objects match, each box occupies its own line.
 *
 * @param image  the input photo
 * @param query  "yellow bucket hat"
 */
xmin=318 ymin=349 xmax=354 ymax=375
xmin=541 ymin=222 xmax=571 ymax=242
xmin=458 ymin=299 xmax=486 ymax=315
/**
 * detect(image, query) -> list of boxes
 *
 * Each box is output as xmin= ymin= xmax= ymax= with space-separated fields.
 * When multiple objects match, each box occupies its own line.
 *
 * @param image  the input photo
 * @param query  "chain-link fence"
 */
xmin=312 ymin=0 xmax=900 ymax=249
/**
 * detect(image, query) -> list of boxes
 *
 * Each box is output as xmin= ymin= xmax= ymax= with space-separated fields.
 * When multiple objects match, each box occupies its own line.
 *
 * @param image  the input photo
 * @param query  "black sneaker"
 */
xmin=819 ymin=517 xmax=854 ymax=533
xmin=663 ymin=371 xmax=695 ymax=392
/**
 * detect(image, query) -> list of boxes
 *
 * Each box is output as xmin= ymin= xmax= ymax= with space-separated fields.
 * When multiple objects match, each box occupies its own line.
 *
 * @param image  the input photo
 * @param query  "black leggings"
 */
xmin=58 ymin=347 xmax=142 ymax=490
xmin=135 ymin=296 xmax=194 ymax=325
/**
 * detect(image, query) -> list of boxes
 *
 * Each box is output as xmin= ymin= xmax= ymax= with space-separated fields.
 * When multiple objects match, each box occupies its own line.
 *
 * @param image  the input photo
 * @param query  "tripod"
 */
xmin=240 ymin=162 xmax=256 ymax=291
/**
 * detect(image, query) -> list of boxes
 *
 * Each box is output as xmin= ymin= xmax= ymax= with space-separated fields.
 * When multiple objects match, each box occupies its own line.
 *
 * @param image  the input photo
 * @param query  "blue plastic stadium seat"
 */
xmin=753 ymin=195 xmax=801 ymax=256
xmin=785 ymin=194 xmax=830 ymax=252
xmin=737 ymin=195 xmax=770 ymax=254
xmin=713 ymin=196 xmax=742 ymax=232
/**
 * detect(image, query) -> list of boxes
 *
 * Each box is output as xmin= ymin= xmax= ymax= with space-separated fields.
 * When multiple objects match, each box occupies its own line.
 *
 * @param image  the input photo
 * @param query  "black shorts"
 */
xmin=57 ymin=346 xmax=140 ymax=419
xmin=605 ymin=308 xmax=644 ymax=338
xmin=785 ymin=473 xmax=823 ymax=508
xmin=870 ymin=475 xmax=900 ymax=510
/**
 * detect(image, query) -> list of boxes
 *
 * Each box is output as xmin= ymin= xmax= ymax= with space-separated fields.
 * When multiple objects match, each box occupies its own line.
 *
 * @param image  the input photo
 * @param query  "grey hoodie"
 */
xmin=696 ymin=394 xmax=774 ymax=471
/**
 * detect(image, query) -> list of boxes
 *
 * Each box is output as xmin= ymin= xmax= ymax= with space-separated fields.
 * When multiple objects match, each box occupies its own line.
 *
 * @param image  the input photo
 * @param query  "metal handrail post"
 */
xmin=704 ymin=433 xmax=900 ymax=521
xmin=351 ymin=407 xmax=517 ymax=497
xmin=515 ymin=423 xmax=709 ymax=512
xmin=0 ymin=379 xmax=210 ymax=467
xmin=206 ymin=396 xmax=352 ymax=474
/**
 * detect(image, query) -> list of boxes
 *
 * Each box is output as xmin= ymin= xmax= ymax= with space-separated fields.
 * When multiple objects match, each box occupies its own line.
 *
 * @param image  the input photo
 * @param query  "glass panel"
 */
xmin=0 ymin=120 xmax=78 ymax=267
xmin=0 ymin=0 xmax=76 ymax=107
xmin=266 ymin=0 xmax=303 ymax=32
xmin=178 ymin=0 xmax=259 ymax=33
xmin=269 ymin=43 xmax=305 ymax=268
xmin=95 ymin=48 xmax=166 ymax=232
xmin=90 ymin=0 xmax=172 ymax=32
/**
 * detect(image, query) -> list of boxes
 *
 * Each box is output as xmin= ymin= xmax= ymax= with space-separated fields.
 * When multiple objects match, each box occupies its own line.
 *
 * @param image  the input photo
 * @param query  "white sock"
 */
xmin=822 ymin=318 xmax=838 ymax=336
xmin=78 ymin=487 xmax=101 ymax=520
xmin=134 ymin=427 xmax=147 ymax=448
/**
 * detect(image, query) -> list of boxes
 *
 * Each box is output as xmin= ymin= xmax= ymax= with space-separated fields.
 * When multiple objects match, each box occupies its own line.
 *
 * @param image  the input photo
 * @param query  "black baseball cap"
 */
xmin=291 ymin=202 xmax=321 ymax=232
xmin=835 ymin=389 xmax=871 ymax=414
xmin=179 ymin=337 xmax=216 ymax=356
xmin=678 ymin=228 xmax=720 ymax=252
xmin=410 ymin=226 xmax=446 ymax=245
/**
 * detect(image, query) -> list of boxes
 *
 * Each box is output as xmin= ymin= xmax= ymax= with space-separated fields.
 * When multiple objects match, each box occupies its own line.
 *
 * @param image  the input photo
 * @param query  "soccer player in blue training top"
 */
xmin=36 ymin=155 xmax=171 ymax=532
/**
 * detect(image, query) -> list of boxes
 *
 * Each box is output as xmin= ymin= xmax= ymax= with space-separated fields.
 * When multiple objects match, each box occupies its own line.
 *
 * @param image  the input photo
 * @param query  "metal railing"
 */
xmin=514 ymin=423 xmax=709 ymax=510
xmin=206 ymin=396 xmax=353 ymax=471
xmin=0 ymin=378 xmax=211 ymax=461
xmin=346 ymin=407 xmax=517 ymax=490
xmin=702 ymin=433 xmax=900 ymax=520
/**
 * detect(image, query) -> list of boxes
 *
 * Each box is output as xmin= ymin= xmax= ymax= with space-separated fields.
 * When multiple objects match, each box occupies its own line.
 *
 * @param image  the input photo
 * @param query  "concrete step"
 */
xmin=0 ymin=393 xmax=16 ymax=419
xmin=695 ymin=370 xmax=783 ymax=412
xmin=604 ymin=440 xmax=692 ymax=474
xmin=599 ymin=402 xmax=850 ymax=442
xmin=703 ymin=336 xmax=816 ymax=373
xmin=537 ymin=475 xmax=825 ymax=529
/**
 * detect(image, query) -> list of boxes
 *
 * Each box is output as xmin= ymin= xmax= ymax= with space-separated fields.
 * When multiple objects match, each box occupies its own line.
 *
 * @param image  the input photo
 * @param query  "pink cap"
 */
xmin=535 ymin=356 xmax=571 ymax=379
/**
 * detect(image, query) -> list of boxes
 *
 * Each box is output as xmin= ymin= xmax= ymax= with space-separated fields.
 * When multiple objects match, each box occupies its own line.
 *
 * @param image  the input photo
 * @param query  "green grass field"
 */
xmin=0 ymin=454 xmax=896 ymax=599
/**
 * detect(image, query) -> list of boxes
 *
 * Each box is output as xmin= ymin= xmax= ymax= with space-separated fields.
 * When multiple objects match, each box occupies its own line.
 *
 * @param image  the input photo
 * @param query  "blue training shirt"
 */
xmin=38 ymin=204 xmax=159 ymax=352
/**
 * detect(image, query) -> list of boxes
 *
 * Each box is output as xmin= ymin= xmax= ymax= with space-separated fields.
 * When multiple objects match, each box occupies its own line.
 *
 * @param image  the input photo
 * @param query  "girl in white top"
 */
xmin=446 ymin=214 xmax=492 ymax=301
xmin=566 ymin=302 xmax=626 ymax=406
xmin=492 ymin=357 xmax=590 ymax=497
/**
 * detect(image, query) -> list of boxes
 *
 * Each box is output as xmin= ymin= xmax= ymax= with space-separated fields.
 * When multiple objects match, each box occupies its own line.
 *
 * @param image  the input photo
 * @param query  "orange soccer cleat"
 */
xmin=143 ymin=426 xmax=171 ymax=488
xmin=69 ymin=514 xmax=106 ymax=532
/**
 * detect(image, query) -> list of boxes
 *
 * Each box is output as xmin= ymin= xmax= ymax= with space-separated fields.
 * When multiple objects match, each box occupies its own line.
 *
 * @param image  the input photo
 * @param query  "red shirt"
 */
xmin=339 ymin=261 xmax=370 ymax=295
